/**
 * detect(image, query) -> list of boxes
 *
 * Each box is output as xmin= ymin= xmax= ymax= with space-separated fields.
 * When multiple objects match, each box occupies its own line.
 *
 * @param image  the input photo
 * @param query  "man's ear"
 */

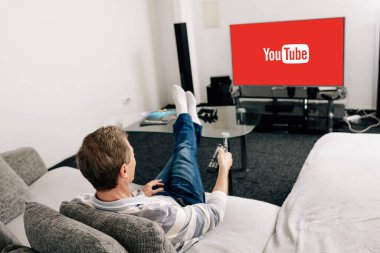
xmin=120 ymin=163 xmax=128 ymax=178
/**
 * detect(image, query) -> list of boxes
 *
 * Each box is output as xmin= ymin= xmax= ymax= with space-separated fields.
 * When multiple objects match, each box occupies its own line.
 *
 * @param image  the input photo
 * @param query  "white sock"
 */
xmin=172 ymin=85 xmax=187 ymax=116
xmin=186 ymin=91 xmax=201 ymax=125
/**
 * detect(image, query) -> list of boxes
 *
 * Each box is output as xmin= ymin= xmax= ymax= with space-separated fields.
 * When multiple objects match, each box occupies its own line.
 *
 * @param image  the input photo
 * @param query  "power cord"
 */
xmin=344 ymin=110 xmax=380 ymax=133
xmin=341 ymin=89 xmax=380 ymax=132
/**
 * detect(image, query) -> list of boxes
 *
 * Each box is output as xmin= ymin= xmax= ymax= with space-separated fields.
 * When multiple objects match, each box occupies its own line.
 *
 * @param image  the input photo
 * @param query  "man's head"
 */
xmin=76 ymin=126 xmax=135 ymax=192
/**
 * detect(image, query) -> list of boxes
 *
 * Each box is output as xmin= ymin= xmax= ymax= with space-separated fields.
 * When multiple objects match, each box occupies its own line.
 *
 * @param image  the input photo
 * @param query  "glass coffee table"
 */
xmin=125 ymin=106 xmax=260 ymax=172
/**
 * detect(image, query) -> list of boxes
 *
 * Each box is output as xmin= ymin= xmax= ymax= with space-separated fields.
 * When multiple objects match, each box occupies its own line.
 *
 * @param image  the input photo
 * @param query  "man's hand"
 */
xmin=142 ymin=179 xmax=164 ymax=197
xmin=212 ymin=147 xmax=233 ymax=195
xmin=217 ymin=147 xmax=233 ymax=173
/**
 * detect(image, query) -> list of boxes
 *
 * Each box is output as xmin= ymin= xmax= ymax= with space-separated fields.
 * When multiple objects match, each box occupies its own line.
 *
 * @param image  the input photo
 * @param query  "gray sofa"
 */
xmin=0 ymin=147 xmax=280 ymax=253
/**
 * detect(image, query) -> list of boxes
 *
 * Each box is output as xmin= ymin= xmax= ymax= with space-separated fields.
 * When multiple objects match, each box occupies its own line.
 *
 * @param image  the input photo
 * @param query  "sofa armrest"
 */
xmin=0 ymin=147 xmax=47 ymax=185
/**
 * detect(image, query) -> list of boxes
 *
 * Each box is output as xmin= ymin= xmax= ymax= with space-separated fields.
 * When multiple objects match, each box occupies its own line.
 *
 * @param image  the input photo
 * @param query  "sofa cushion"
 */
xmin=0 ymin=157 xmax=29 ymax=224
xmin=28 ymin=167 xmax=94 ymax=210
xmin=24 ymin=202 xmax=127 ymax=253
xmin=188 ymin=194 xmax=280 ymax=253
xmin=0 ymin=147 xmax=47 ymax=186
xmin=60 ymin=201 xmax=176 ymax=253
xmin=6 ymin=167 xmax=96 ymax=247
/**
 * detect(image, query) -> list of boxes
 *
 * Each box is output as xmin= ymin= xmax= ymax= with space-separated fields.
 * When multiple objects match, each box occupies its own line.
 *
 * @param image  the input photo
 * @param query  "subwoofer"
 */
xmin=377 ymin=38 xmax=380 ymax=117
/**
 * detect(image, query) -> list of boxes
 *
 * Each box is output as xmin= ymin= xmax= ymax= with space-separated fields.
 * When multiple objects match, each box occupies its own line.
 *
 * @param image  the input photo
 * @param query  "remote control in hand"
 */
xmin=207 ymin=138 xmax=228 ymax=173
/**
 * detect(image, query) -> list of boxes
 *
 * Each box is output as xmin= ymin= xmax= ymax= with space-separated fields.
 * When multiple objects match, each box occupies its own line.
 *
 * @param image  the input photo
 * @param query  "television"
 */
xmin=230 ymin=17 xmax=345 ymax=87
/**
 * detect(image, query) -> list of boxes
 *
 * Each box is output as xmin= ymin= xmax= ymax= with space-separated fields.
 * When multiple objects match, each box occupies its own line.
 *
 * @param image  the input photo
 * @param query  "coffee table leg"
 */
xmin=228 ymin=171 xmax=233 ymax=195
xmin=241 ymin=135 xmax=248 ymax=172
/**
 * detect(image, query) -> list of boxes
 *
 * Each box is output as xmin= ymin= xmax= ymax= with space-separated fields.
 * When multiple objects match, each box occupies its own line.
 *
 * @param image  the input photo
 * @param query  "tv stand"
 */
xmin=232 ymin=86 xmax=346 ymax=132
xmin=286 ymin=87 xmax=296 ymax=98
xmin=265 ymin=100 xmax=294 ymax=113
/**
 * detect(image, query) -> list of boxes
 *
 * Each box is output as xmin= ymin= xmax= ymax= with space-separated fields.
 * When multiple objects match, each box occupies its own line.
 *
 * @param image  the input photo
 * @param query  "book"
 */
xmin=140 ymin=109 xmax=177 ymax=126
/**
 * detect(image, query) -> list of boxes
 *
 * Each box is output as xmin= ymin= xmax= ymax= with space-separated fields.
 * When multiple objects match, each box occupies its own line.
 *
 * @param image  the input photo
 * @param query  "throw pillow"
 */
xmin=0 ymin=221 xmax=36 ymax=253
xmin=60 ymin=201 xmax=176 ymax=253
xmin=0 ymin=221 xmax=20 ymax=249
xmin=0 ymin=157 xmax=28 ymax=224
xmin=24 ymin=202 xmax=127 ymax=253
xmin=1 ymin=245 xmax=38 ymax=253
xmin=1 ymin=147 xmax=47 ymax=185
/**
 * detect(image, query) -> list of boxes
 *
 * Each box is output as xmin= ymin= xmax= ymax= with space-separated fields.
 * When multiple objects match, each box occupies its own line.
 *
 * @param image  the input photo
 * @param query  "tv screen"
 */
xmin=230 ymin=17 xmax=345 ymax=87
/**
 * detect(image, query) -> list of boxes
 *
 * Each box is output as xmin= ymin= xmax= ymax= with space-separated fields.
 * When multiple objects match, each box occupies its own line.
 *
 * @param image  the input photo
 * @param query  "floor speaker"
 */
xmin=174 ymin=23 xmax=194 ymax=93
xmin=377 ymin=38 xmax=380 ymax=117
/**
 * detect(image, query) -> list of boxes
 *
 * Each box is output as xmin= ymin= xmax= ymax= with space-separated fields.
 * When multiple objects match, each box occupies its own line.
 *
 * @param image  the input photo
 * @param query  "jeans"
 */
xmin=155 ymin=113 xmax=205 ymax=206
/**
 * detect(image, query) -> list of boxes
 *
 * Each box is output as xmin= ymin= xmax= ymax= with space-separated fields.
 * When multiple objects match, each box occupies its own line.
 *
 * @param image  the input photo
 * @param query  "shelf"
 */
xmin=237 ymin=100 xmax=345 ymax=132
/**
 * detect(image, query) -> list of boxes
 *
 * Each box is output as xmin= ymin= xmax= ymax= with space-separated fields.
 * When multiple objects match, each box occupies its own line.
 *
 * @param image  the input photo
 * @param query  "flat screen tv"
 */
xmin=230 ymin=17 xmax=345 ymax=87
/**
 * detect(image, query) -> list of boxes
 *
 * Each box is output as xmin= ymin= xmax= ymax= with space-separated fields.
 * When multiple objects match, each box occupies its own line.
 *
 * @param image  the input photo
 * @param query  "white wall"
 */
xmin=1 ymin=0 xmax=379 ymax=166
xmin=187 ymin=0 xmax=380 ymax=109
xmin=0 ymin=0 xmax=167 ymax=166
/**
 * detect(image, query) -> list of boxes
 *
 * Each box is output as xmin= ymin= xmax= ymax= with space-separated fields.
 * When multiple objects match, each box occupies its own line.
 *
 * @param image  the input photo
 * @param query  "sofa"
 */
xmin=2 ymin=132 xmax=379 ymax=252
xmin=0 ymin=147 xmax=279 ymax=252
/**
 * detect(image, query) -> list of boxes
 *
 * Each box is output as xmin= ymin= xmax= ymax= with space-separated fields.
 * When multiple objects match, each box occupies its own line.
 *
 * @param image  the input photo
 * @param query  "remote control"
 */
xmin=207 ymin=138 xmax=228 ymax=173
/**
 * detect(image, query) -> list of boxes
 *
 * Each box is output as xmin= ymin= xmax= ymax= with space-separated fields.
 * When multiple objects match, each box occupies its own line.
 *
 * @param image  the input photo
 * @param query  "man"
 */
xmin=74 ymin=85 xmax=233 ymax=252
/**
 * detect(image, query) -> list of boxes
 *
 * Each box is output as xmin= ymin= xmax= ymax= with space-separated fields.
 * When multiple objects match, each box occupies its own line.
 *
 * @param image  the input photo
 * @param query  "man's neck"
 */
xmin=96 ymin=185 xmax=132 ymax=202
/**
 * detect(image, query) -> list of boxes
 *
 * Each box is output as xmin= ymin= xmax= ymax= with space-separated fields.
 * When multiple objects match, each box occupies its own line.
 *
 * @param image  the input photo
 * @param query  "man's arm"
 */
xmin=212 ymin=147 xmax=233 ymax=194
xmin=163 ymin=149 xmax=233 ymax=244
xmin=170 ymin=148 xmax=233 ymax=241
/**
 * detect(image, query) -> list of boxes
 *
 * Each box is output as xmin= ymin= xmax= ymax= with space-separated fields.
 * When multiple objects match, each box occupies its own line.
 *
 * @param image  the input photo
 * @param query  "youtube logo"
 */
xmin=263 ymin=44 xmax=309 ymax=64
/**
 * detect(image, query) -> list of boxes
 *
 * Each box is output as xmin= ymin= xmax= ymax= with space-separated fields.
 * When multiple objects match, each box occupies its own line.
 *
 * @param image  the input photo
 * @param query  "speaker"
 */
xmin=377 ymin=37 xmax=380 ymax=117
xmin=207 ymin=83 xmax=233 ymax=106
xmin=174 ymin=23 xmax=194 ymax=93
xmin=211 ymin=76 xmax=231 ymax=87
